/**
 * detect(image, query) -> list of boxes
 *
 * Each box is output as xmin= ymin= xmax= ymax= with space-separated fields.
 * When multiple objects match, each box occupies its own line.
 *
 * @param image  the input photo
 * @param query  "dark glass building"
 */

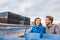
xmin=0 ymin=11 xmax=30 ymax=25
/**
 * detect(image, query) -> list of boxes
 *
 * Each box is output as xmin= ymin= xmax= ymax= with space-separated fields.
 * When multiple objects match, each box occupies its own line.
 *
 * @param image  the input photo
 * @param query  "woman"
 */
xmin=30 ymin=17 xmax=44 ymax=38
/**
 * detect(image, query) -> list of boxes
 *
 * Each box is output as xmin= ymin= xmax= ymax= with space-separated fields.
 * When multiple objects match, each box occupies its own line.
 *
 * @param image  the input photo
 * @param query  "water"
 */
xmin=0 ymin=26 xmax=31 ymax=35
xmin=0 ymin=28 xmax=24 ymax=34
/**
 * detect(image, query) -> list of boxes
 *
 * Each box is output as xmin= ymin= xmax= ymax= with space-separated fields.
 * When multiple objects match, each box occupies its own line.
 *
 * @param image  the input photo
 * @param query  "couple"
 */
xmin=29 ymin=15 xmax=60 ymax=38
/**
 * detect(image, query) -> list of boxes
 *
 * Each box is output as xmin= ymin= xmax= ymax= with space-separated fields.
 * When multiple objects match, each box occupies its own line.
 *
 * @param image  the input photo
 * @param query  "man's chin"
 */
xmin=46 ymin=24 xmax=49 ymax=25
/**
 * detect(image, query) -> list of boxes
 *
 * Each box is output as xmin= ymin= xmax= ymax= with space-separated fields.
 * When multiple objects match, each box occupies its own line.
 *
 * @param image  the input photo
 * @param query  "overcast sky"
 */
xmin=0 ymin=0 xmax=60 ymax=23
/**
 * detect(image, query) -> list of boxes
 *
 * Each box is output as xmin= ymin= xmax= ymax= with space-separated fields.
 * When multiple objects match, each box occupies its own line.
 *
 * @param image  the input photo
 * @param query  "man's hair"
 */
xmin=46 ymin=16 xmax=53 ymax=23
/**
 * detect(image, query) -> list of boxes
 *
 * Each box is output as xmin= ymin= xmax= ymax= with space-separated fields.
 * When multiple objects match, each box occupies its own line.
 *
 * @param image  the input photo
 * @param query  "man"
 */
xmin=45 ymin=16 xmax=60 ymax=34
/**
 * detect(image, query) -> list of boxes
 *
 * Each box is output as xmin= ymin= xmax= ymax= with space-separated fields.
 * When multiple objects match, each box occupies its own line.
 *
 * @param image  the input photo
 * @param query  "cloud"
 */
xmin=0 ymin=0 xmax=60 ymax=22
xmin=0 ymin=0 xmax=8 ymax=5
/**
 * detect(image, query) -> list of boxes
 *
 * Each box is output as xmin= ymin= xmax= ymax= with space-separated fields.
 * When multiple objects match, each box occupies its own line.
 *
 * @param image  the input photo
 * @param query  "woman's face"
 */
xmin=35 ymin=19 xmax=41 ymax=26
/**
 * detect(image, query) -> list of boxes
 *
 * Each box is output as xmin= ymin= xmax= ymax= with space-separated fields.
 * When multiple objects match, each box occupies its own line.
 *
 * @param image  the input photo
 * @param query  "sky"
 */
xmin=0 ymin=0 xmax=60 ymax=24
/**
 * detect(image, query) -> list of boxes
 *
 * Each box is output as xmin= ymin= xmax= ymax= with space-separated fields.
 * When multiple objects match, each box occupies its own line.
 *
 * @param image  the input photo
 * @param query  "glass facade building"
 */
xmin=0 ymin=11 xmax=30 ymax=25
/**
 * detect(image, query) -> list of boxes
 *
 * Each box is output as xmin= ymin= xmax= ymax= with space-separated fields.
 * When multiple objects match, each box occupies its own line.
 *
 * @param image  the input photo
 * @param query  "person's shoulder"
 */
xmin=41 ymin=24 xmax=45 ymax=27
xmin=53 ymin=24 xmax=58 ymax=27
xmin=52 ymin=24 xmax=59 ymax=28
xmin=32 ymin=25 xmax=36 ymax=28
xmin=40 ymin=24 xmax=45 ymax=29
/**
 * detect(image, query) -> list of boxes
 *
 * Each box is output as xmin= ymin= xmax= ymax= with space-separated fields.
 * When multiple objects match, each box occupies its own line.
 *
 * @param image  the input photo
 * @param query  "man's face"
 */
xmin=45 ymin=18 xmax=51 ymax=25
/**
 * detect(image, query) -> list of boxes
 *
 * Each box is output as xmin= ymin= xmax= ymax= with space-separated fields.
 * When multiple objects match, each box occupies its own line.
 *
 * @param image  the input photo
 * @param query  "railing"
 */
xmin=0 ymin=23 xmax=31 ymax=35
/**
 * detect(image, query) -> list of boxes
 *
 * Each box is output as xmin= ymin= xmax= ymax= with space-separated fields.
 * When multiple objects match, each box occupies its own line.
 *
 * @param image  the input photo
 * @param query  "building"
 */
xmin=0 ymin=11 xmax=30 ymax=35
xmin=0 ymin=11 xmax=30 ymax=25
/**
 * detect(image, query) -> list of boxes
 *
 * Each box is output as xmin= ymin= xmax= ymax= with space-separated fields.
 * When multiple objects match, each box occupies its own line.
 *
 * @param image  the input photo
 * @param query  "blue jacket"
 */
xmin=30 ymin=24 xmax=44 ymax=38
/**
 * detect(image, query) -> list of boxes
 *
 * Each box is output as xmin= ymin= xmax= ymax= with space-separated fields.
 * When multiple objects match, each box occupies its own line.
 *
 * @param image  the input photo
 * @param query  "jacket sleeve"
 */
xmin=55 ymin=25 xmax=60 ymax=34
xmin=29 ymin=27 xmax=33 ymax=33
xmin=40 ymin=27 xmax=44 ymax=38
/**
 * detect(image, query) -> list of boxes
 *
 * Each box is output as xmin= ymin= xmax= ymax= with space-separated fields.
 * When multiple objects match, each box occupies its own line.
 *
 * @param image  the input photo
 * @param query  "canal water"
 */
xmin=0 ymin=25 xmax=31 ymax=35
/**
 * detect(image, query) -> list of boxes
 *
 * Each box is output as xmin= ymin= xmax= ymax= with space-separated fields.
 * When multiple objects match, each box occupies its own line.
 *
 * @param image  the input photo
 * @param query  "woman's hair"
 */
xmin=34 ymin=17 xmax=41 ymax=25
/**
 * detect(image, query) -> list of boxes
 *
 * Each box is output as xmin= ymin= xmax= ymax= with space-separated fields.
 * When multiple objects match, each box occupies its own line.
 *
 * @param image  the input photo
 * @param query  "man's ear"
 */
xmin=50 ymin=20 xmax=52 ymax=23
